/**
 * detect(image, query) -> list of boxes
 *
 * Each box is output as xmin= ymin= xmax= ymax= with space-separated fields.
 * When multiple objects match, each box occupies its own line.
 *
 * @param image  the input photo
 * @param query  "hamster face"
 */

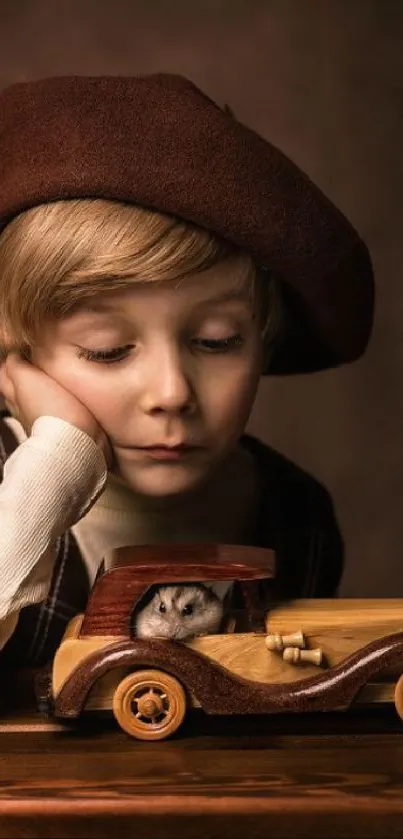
xmin=133 ymin=583 xmax=224 ymax=641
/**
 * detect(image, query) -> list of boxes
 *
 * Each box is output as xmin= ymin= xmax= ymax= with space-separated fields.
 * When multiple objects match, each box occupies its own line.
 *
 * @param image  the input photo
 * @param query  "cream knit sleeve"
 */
xmin=0 ymin=416 xmax=108 ymax=651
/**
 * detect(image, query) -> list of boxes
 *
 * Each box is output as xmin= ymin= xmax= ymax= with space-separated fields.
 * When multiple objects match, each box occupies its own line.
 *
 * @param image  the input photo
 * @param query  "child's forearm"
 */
xmin=0 ymin=416 xmax=107 ymax=650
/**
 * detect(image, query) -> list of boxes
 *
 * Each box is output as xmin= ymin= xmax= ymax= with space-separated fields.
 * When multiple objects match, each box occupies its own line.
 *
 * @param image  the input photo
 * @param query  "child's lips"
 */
xmin=115 ymin=442 xmax=203 ymax=461
xmin=139 ymin=445 xmax=200 ymax=460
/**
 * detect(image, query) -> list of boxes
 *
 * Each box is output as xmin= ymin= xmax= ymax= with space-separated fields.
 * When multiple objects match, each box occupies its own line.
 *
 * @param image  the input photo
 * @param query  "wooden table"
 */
xmin=0 ymin=702 xmax=402 ymax=838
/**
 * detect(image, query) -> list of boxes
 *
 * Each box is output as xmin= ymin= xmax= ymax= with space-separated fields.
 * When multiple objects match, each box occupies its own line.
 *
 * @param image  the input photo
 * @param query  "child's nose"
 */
xmin=139 ymin=347 xmax=196 ymax=416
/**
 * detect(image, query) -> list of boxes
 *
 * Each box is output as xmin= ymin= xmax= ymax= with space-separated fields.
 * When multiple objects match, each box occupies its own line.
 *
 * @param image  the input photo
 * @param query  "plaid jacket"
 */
xmin=0 ymin=413 xmax=344 ymax=668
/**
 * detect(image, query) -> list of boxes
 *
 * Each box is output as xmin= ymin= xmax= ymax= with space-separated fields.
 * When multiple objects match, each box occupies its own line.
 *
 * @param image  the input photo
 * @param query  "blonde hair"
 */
xmin=0 ymin=198 xmax=280 ymax=355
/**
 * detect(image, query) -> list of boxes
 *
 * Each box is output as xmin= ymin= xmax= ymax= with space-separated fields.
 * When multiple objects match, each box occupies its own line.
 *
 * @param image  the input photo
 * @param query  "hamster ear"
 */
xmin=204 ymin=581 xmax=232 ymax=601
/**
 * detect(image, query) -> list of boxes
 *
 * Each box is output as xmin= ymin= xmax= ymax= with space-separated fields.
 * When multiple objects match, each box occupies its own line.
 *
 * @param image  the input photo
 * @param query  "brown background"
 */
xmin=0 ymin=0 xmax=402 ymax=596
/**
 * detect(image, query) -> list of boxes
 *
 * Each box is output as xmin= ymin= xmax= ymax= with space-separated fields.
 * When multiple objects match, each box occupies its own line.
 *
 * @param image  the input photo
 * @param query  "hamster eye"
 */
xmin=181 ymin=604 xmax=194 ymax=617
xmin=158 ymin=602 xmax=166 ymax=613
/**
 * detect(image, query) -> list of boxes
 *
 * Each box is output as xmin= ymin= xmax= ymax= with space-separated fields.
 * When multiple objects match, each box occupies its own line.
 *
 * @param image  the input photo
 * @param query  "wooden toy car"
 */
xmin=37 ymin=544 xmax=403 ymax=740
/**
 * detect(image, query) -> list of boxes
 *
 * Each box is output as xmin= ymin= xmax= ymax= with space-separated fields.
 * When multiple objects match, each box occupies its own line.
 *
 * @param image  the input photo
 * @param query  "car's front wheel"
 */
xmin=112 ymin=669 xmax=187 ymax=740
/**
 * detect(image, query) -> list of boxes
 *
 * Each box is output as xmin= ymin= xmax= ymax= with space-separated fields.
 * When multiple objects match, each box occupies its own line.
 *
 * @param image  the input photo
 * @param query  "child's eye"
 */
xmin=76 ymin=334 xmax=244 ymax=364
xmin=193 ymin=334 xmax=244 ymax=353
xmin=76 ymin=345 xmax=133 ymax=364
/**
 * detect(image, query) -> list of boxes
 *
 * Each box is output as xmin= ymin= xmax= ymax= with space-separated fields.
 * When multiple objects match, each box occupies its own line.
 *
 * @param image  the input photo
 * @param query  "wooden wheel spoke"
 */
xmin=113 ymin=669 xmax=187 ymax=741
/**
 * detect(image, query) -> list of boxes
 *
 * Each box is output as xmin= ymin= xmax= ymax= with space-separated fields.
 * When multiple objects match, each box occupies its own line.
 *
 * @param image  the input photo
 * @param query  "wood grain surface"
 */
xmin=0 ymin=706 xmax=402 ymax=839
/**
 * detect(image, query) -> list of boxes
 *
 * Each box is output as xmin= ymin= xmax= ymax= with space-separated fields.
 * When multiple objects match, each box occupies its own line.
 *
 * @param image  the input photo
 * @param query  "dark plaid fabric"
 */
xmin=239 ymin=434 xmax=344 ymax=599
xmin=0 ymin=414 xmax=90 ymax=668
xmin=0 ymin=530 xmax=89 ymax=668
xmin=0 ymin=414 xmax=343 ymax=669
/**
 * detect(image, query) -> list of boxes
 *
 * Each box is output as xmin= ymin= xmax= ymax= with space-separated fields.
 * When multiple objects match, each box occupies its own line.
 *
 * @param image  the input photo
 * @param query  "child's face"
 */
xmin=32 ymin=256 xmax=264 ymax=497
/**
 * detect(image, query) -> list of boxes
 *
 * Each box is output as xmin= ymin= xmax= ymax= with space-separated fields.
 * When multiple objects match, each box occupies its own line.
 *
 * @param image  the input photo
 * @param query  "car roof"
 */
xmin=80 ymin=544 xmax=275 ymax=637
xmin=106 ymin=543 xmax=275 ymax=583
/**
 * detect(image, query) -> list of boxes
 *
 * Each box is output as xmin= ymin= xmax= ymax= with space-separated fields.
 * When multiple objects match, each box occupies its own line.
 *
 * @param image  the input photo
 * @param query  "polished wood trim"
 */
xmin=51 ymin=632 xmax=403 ymax=719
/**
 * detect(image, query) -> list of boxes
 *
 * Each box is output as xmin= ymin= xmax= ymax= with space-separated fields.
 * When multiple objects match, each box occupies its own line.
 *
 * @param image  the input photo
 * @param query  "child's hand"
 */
xmin=0 ymin=352 xmax=113 ymax=468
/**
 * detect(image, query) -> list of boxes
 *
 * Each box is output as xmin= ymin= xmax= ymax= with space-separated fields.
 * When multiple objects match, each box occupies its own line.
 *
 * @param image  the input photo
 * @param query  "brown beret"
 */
xmin=0 ymin=73 xmax=374 ymax=374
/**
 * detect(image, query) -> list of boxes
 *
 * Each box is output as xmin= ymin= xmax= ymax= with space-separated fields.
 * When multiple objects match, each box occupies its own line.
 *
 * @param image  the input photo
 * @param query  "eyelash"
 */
xmin=76 ymin=335 xmax=244 ymax=365
xmin=76 ymin=345 xmax=132 ymax=364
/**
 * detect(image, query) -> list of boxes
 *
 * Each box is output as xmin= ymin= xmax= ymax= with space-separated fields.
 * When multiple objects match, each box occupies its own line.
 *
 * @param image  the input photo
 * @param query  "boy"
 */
xmin=0 ymin=73 xmax=374 ymax=667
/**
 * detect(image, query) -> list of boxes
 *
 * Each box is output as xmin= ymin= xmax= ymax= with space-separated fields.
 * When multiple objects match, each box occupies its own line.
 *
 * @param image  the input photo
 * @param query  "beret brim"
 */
xmin=0 ymin=73 xmax=374 ymax=374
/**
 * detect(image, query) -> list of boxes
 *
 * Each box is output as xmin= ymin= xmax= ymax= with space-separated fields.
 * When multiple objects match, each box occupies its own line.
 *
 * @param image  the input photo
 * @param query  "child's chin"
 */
xmin=115 ymin=462 xmax=209 ymax=497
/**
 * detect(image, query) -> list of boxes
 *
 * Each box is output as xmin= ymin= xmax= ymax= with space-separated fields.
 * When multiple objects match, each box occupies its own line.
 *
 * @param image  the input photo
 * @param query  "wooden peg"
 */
xmin=282 ymin=647 xmax=323 ymax=666
xmin=265 ymin=630 xmax=305 ymax=652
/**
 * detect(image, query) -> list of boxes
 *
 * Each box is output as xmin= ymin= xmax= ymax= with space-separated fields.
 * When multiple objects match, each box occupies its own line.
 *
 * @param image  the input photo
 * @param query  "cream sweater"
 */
xmin=0 ymin=416 xmax=258 ymax=653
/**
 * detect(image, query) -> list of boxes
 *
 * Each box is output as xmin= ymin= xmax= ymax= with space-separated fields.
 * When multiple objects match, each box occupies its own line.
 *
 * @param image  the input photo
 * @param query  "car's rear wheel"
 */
xmin=112 ymin=669 xmax=187 ymax=740
xmin=394 ymin=674 xmax=403 ymax=720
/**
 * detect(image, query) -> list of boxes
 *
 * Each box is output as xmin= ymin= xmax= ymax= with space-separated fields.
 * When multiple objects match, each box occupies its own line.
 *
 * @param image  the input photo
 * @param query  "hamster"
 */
xmin=133 ymin=583 xmax=225 ymax=641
